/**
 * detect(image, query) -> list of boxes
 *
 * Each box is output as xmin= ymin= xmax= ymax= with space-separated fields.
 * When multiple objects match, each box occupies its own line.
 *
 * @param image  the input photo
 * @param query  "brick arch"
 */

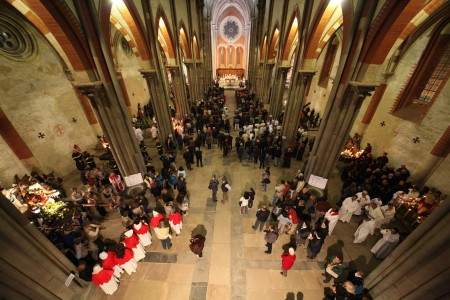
xmin=192 ymin=32 xmax=201 ymax=60
xmin=155 ymin=7 xmax=175 ymax=59
xmin=281 ymin=8 xmax=300 ymax=61
xmin=387 ymin=0 xmax=449 ymax=64
xmin=6 ymin=0 xmax=94 ymax=73
xmin=315 ymin=16 xmax=343 ymax=59
xmin=360 ymin=0 xmax=434 ymax=65
xmin=110 ymin=16 xmax=139 ymax=57
xmin=267 ymin=23 xmax=280 ymax=60
xmin=179 ymin=21 xmax=192 ymax=59
xmin=98 ymin=0 xmax=151 ymax=61
xmin=305 ymin=0 xmax=342 ymax=60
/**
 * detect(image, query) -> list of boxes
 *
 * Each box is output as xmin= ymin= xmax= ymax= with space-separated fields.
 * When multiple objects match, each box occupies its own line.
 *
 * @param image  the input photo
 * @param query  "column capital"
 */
xmin=73 ymin=81 xmax=104 ymax=100
xmin=348 ymin=81 xmax=378 ymax=99
xmin=277 ymin=66 xmax=291 ymax=74
xmin=139 ymin=69 xmax=158 ymax=79
xmin=298 ymin=70 xmax=316 ymax=83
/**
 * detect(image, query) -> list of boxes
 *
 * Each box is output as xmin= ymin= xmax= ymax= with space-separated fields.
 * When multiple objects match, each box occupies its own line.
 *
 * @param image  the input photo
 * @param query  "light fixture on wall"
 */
xmin=112 ymin=0 xmax=124 ymax=7
xmin=330 ymin=0 xmax=343 ymax=5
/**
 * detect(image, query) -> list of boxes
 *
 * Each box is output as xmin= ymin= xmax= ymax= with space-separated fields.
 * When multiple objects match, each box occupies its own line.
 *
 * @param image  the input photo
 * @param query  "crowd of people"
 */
xmin=7 ymin=85 xmax=447 ymax=300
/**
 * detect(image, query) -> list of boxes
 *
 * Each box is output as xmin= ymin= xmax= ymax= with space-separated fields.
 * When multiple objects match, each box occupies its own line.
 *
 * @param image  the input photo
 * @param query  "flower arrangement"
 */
xmin=40 ymin=200 xmax=69 ymax=224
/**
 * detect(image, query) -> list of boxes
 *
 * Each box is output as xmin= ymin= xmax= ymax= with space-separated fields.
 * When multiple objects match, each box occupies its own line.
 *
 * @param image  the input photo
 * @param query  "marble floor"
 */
xmin=77 ymin=90 xmax=381 ymax=300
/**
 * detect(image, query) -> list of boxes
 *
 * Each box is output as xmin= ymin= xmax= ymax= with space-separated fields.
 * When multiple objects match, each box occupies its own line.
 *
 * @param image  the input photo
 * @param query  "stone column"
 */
xmin=305 ymin=82 xmax=376 ymax=179
xmin=269 ymin=66 xmax=290 ymax=119
xmin=74 ymin=81 xmax=146 ymax=177
xmin=0 ymin=194 xmax=85 ymax=299
xmin=140 ymin=69 xmax=173 ymax=144
xmin=281 ymin=70 xmax=316 ymax=147
xmin=0 ymin=108 xmax=42 ymax=171
xmin=116 ymin=71 xmax=132 ymax=112
xmin=184 ymin=60 xmax=198 ymax=103
xmin=167 ymin=65 xmax=188 ymax=119
xmin=262 ymin=63 xmax=274 ymax=105
xmin=365 ymin=199 xmax=450 ymax=299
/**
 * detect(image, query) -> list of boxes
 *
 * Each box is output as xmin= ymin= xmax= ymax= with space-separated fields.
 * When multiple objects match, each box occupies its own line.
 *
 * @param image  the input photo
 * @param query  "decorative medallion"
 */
xmin=220 ymin=16 xmax=242 ymax=43
xmin=54 ymin=124 xmax=64 ymax=137
xmin=0 ymin=11 xmax=38 ymax=62
xmin=72 ymin=117 xmax=77 ymax=123
xmin=380 ymin=121 xmax=386 ymax=127
xmin=413 ymin=137 xmax=420 ymax=144
xmin=38 ymin=132 xmax=45 ymax=139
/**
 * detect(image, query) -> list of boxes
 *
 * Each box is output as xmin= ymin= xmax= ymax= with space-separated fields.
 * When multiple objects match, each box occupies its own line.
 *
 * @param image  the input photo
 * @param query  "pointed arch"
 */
xmin=110 ymin=16 xmax=139 ymax=56
xmin=178 ymin=21 xmax=192 ymax=59
xmin=391 ymin=18 xmax=450 ymax=123
xmin=260 ymin=34 xmax=267 ymax=60
xmin=281 ymin=7 xmax=300 ymax=61
xmin=6 ymin=0 xmax=94 ymax=72
xmin=315 ymin=16 xmax=343 ymax=59
xmin=192 ymin=32 xmax=200 ymax=60
xmin=361 ymin=0 xmax=435 ymax=65
xmin=155 ymin=6 xmax=175 ymax=59
xmin=115 ymin=0 xmax=151 ymax=60
xmin=305 ymin=0 xmax=342 ymax=60
xmin=267 ymin=23 xmax=280 ymax=60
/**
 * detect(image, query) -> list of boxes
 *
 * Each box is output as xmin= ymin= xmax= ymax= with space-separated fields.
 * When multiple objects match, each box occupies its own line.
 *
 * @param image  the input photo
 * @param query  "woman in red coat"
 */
xmin=280 ymin=247 xmax=296 ymax=277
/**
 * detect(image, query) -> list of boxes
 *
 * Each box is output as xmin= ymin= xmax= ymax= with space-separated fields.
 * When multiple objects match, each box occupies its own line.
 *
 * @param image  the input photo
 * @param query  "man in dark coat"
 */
xmin=252 ymin=206 xmax=270 ymax=231
xmin=183 ymin=149 xmax=193 ymax=170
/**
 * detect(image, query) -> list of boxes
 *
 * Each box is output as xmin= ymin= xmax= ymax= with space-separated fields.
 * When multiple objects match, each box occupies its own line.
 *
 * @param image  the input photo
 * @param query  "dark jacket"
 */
xmin=307 ymin=236 xmax=324 ymax=254
xmin=256 ymin=209 xmax=270 ymax=222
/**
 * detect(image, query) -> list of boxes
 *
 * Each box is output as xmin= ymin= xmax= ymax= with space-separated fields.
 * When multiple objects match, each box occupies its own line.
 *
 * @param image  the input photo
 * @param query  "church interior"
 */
xmin=0 ymin=0 xmax=449 ymax=299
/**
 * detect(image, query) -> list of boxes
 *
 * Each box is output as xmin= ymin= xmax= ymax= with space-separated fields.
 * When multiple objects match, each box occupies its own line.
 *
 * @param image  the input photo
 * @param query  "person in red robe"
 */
xmin=168 ymin=210 xmax=183 ymax=235
xmin=123 ymin=229 xmax=145 ymax=261
xmin=133 ymin=220 xmax=152 ymax=246
xmin=150 ymin=210 xmax=164 ymax=228
xmin=280 ymin=247 xmax=297 ymax=277
xmin=114 ymin=244 xmax=137 ymax=275
xmin=92 ymin=265 xmax=119 ymax=295
xmin=99 ymin=251 xmax=123 ymax=279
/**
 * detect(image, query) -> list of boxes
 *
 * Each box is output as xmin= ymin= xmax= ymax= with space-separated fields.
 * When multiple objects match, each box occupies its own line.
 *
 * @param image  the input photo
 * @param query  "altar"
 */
xmin=217 ymin=74 xmax=244 ymax=89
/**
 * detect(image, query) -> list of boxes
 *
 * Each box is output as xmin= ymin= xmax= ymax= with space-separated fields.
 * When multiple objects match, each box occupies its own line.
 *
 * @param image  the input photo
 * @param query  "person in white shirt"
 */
xmin=134 ymin=127 xmax=144 ymax=142
xmin=371 ymin=228 xmax=400 ymax=259
xmin=354 ymin=191 xmax=371 ymax=216
xmin=339 ymin=195 xmax=360 ymax=223
xmin=378 ymin=203 xmax=396 ymax=226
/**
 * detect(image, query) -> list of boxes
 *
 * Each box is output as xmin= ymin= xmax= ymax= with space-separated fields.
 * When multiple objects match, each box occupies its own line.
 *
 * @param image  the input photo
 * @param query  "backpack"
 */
xmin=221 ymin=182 xmax=228 ymax=192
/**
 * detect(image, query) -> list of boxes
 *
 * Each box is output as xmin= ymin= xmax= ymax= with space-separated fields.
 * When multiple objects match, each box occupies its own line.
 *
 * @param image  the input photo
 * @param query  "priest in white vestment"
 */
xmin=354 ymin=191 xmax=371 ymax=216
xmin=378 ymin=203 xmax=396 ymax=226
xmin=371 ymin=228 xmax=400 ymax=259
xmin=339 ymin=195 xmax=359 ymax=223
xmin=353 ymin=216 xmax=374 ymax=243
